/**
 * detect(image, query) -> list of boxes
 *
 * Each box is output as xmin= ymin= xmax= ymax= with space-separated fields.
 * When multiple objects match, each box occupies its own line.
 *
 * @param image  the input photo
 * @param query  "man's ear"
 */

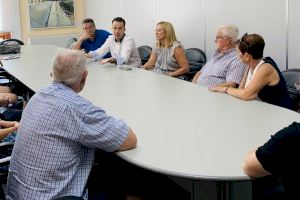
xmin=244 ymin=52 xmax=251 ymax=60
xmin=81 ymin=70 xmax=88 ymax=84
xmin=50 ymin=72 xmax=53 ymax=77
xmin=226 ymin=37 xmax=232 ymax=45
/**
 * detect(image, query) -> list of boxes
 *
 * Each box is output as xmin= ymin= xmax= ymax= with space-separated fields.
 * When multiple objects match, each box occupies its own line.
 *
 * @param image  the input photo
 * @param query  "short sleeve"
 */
xmin=170 ymin=41 xmax=182 ymax=56
xmin=152 ymin=44 xmax=159 ymax=56
xmin=256 ymin=122 xmax=300 ymax=176
xmin=78 ymin=105 xmax=129 ymax=152
xmin=226 ymin=58 xmax=246 ymax=84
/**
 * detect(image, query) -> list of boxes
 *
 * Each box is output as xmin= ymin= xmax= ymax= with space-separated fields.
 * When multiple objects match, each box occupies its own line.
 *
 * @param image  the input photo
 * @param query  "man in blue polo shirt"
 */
xmin=72 ymin=18 xmax=111 ymax=58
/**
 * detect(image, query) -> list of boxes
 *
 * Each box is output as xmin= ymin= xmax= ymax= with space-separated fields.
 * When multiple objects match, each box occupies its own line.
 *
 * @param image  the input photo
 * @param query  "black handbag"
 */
xmin=0 ymin=39 xmax=23 ymax=54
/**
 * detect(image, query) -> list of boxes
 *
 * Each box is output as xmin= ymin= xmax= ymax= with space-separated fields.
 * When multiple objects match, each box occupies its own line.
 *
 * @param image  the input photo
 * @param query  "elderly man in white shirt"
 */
xmin=88 ymin=17 xmax=142 ymax=68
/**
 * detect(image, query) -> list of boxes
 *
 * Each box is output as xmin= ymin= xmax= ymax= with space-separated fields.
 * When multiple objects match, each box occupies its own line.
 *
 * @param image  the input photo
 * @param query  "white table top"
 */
xmin=3 ymin=45 xmax=300 ymax=181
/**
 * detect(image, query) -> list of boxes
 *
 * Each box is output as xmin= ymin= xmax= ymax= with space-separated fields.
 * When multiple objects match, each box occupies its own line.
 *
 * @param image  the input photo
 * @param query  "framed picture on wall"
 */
xmin=28 ymin=0 xmax=75 ymax=29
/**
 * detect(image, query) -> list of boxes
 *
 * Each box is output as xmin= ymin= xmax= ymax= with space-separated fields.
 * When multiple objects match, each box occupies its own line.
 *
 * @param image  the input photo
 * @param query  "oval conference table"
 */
xmin=2 ymin=45 xmax=300 ymax=199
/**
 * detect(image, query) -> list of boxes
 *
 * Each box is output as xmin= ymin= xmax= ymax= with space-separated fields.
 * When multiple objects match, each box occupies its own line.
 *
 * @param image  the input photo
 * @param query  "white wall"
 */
xmin=85 ymin=0 xmax=299 ymax=71
xmin=85 ymin=0 xmax=122 ymax=32
xmin=205 ymin=0 xmax=286 ymax=70
xmin=123 ymin=0 xmax=155 ymax=47
xmin=289 ymin=0 xmax=300 ymax=69
xmin=85 ymin=0 xmax=205 ymax=50
xmin=0 ymin=0 xmax=21 ymax=39
xmin=155 ymin=0 xmax=204 ymax=50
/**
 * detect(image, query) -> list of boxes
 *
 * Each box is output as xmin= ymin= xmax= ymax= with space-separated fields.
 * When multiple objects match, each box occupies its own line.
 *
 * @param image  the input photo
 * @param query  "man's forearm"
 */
xmin=72 ymin=38 xmax=84 ymax=50
xmin=217 ymin=82 xmax=237 ymax=88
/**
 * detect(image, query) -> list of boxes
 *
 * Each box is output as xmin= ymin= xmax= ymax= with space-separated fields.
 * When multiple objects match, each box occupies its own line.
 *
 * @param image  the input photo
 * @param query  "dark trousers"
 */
xmin=1 ymin=108 xmax=22 ymax=121
xmin=252 ymin=176 xmax=285 ymax=200
xmin=88 ymin=150 xmax=191 ymax=200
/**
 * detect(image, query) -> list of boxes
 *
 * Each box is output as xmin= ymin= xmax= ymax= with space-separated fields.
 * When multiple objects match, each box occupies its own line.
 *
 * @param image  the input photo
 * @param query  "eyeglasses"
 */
xmin=215 ymin=35 xmax=228 ymax=40
xmin=237 ymin=33 xmax=250 ymax=49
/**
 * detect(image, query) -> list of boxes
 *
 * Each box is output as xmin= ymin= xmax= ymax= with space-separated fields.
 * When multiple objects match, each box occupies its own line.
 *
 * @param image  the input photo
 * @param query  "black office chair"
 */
xmin=0 ymin=39 xmax=24 ymax=86
xmin=137 ymin=46 xmax=152 ymax=65
xmin=0 ymin=39 xmax=24 ymax=46
xmin=281 ymin=68 xmax=300 ymax=111
xmin=66 ymin=37 xmax=78 ymax=49
xmin=184 ymin=48 xmax=206 ymax=81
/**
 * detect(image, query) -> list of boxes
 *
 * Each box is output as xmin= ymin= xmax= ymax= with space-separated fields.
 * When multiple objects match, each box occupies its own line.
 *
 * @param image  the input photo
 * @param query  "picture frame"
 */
xmin=28 ymin=0 xmax=75 ymax=29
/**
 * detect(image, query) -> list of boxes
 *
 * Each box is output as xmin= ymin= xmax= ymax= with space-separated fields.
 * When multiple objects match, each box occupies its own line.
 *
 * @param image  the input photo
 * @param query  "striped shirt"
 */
xmin=196 ymin=48 xmax=246 ymax=87
xmin=7 ymin=82 xmax=129 ymax=200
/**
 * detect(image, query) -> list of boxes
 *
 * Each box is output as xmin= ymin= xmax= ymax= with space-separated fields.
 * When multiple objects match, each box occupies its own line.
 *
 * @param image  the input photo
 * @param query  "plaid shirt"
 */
xmin=197 ymin=48 xmax=246 ymax=87
xmin=7 ymin=83 xmax=129 ymax=200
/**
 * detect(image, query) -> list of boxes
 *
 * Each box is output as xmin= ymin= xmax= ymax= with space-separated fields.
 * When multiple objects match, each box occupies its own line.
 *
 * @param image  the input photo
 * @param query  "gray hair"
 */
xmin=217 ymin=24 xmax=239 ymax=44
xmin=52 ymin=49 xmax=87 ymax=87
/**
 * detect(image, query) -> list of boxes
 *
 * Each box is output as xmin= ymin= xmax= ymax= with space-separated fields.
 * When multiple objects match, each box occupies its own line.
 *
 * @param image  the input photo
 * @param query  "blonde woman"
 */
xmin=143 ymin=21 xmax=189 ymax=78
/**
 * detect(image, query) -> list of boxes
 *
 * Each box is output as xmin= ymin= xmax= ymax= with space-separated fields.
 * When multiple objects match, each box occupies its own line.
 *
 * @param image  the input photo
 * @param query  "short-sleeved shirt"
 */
xmin=81 ymin=29 xmax=111 ymax=58
xmin=152 ymin=41 xmax=182 ymax=74
xmin=7 ymin=82 xmax=129 ymax=200
xmin=256 ymin=122 xmax=300 ymax=199
xmin=196 ymin=48 xmax=246 ymax=87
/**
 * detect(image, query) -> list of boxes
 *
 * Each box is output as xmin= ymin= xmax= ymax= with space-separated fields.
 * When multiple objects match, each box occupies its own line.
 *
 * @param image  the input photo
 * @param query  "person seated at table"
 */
xmin=71 ymin=18 xmax=111 ymax=58
xmin=243 ymin=122 xmax=300 ymax=199
xmin=210 ymin=33 xmax=292 ymax=109
xmin=142 ymin=21 xmax=189 ymax=78
xmin=0 ymin=86 xmax=23 ymax=121
xmin=87 ymin=17 xmax=142 ymax=68
xmin=192 ymin=24 xmax=246 ymax=87
xmin=6 ymin=49 xmax=138 ymax=199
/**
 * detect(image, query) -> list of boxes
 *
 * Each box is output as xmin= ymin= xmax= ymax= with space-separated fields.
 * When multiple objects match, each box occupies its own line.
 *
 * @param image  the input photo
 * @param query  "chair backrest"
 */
xmin=0 ymin=39 xmax=24 ymax=45
xmin=185 ymin=48 xmax=206 ymax=73
xmin=137 ymin=46 xmax=152 ymax=65
xmin=66 ymin=37 xmax=78 ymax=49
xmin=281 ymin=69 xmax=300 ymax=110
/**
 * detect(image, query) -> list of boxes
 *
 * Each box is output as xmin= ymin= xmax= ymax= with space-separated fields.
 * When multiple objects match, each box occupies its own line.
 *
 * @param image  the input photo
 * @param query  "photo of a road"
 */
xmin=29 ymin=0 xmax=74 ymax=29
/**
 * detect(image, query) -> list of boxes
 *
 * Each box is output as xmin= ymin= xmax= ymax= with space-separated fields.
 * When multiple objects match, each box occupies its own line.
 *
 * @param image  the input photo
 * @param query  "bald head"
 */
xmin=52 ymin=49 xmax=87 ymax=91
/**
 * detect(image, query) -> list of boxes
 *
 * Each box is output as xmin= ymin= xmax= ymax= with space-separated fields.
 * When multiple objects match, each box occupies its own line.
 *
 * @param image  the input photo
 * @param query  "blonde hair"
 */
xmin=156 ymin=21 xmax=179 ymax=48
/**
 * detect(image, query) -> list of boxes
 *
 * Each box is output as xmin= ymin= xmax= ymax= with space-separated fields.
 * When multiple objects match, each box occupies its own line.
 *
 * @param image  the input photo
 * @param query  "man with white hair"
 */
xmin=7 ymin=49 xmax=137 ymax=200
xmin=192 ymin=24 xmax=246 ymax=88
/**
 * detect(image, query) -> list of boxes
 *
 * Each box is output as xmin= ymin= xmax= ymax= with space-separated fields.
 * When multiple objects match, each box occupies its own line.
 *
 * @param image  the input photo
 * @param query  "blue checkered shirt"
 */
xmin=197 ymin=48 xmax=246 ymax=87
xmin=7 ymin=83 xmax=129 ymax=200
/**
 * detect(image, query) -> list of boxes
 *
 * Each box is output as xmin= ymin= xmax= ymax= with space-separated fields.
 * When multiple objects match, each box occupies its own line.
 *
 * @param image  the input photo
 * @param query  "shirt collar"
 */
xmin=115 ymin=34 xmax=126 ymax=43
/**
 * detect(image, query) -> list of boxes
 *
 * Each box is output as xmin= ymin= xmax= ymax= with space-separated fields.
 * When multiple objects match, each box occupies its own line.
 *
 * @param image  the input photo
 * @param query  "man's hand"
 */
xmin=79 ymin=32 xmax=93 ymax=41
xmin=209 ymin=86 xmax=228 ymax=93
xmin=99 ymin=58 xmax=116 ymax=64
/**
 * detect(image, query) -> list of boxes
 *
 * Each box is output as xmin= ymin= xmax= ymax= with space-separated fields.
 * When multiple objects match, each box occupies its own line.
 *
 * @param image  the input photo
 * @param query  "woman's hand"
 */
xmin=0 ymin=120 xmax=19 ymax=139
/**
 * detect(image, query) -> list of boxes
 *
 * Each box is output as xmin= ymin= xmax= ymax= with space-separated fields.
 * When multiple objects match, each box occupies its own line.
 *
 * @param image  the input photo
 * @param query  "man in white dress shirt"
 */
xmin=88 ymin=17 xmax=142 ymax=68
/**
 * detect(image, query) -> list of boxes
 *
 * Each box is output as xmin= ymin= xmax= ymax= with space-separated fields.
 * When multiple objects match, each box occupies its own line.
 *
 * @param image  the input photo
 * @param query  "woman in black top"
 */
xmin=244 ymin=122 xmax=300 ymax=199
xmin=210 ymin=33 xmax=292 ymax=110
